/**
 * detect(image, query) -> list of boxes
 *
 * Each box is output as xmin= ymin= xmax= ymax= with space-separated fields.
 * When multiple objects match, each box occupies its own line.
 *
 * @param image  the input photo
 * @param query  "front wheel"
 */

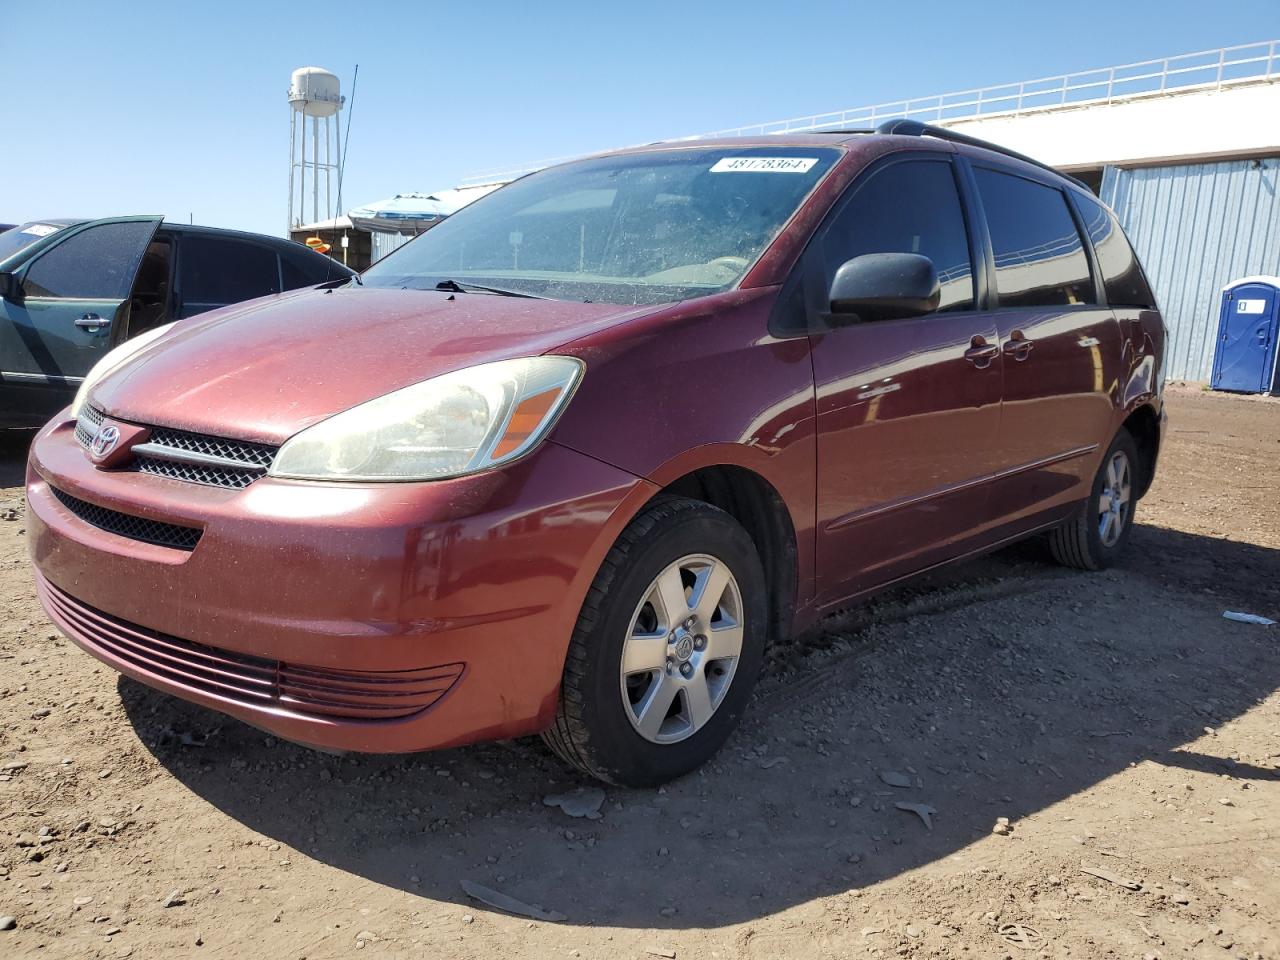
xmin=1048 ymin=429 xmax=1139 ymax=570
xmin=542 ymin=497 xmax=767 ymax=786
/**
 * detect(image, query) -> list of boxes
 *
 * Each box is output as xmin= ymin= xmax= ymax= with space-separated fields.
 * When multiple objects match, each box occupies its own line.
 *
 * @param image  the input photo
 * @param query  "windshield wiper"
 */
xmin=434 ymin=278 xmax=545 ymax=299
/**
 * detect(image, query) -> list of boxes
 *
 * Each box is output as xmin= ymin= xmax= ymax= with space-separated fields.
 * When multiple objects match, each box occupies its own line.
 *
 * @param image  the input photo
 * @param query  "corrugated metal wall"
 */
xmin=1101 ymin=157 xmax=1280 ymax=381
xmin=370 ymin=231 xmax=412 ymax=263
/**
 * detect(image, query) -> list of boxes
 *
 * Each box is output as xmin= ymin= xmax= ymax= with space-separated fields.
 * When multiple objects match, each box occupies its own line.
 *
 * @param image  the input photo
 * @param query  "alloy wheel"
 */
xmin=1098 ymin=450 xmax=1132 ymax=547
xmin=619 ymin=553 xmax=744 ymax=744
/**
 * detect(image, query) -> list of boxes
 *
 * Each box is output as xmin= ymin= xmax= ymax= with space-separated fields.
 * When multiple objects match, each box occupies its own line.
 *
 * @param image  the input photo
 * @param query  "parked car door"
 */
xmin=174 ymin=234 xmax=282 ymax=317
xmin=804 ymin=155 xmax=1005 ymax=603
xmin=0 ymin=216 xmax=161 ymax=427
xmin=966 ymin=164 xmax=1125 ymax=531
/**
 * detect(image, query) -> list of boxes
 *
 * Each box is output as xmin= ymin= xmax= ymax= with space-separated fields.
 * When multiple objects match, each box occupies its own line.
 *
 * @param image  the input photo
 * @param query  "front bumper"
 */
xmin=27 ymin=415 xmax=655 ymax=752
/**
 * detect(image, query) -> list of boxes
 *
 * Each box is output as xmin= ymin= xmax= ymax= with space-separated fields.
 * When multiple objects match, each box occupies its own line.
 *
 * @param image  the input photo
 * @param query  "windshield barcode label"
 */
xmin=710 ymin=157 xmax=818 ymax=173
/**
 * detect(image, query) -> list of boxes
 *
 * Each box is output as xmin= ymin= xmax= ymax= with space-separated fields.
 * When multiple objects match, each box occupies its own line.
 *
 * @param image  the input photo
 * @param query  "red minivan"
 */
xmin=26 ymin=122 xmax=1165 ymax=786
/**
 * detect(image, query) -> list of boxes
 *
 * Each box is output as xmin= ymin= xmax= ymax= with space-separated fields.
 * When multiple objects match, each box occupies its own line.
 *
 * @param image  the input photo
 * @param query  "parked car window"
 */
xmin=821 ymin=159 xmax=975 ymax=311
xmin=973 ymin=168 xmax=1094 ymax=308
xmin=362 ymin=147 xmax=841 ymax=305
xmin=1073 ymin=192 xmax=1156 ymax=308
xmin=22 ymin=221 xmax=156 ymax=300
xmin=280 ymin=250 xmax=330 ymax=290
xmin=181 ymin=237 xmax=281 ymax=305
xmin=0 ymin=221 xmax=76 ymax=263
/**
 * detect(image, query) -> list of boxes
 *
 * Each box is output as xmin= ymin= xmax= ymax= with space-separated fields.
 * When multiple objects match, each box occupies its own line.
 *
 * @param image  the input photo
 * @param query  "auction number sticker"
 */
xmin=711 ymin=157 xmax=818 ymax=173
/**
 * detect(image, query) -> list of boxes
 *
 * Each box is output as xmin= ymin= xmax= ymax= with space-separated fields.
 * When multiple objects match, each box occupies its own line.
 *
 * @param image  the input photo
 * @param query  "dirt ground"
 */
xmin=1 ymin=385 xmax=1277 ymax=960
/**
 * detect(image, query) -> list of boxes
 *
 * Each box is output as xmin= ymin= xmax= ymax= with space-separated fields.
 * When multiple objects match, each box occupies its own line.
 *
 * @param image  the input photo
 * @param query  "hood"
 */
xmin=91 ymin=286 xmax=653 ymax=443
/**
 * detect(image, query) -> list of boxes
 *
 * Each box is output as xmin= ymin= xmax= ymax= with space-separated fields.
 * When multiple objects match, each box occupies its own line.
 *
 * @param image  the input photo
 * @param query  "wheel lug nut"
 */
xmin=694 ymin=634 xmax=707 ymax=650
xmin=680 ymin=662 xmax=694 ymax=678
xmin=684 ymin=616 xmax=696 ymax=630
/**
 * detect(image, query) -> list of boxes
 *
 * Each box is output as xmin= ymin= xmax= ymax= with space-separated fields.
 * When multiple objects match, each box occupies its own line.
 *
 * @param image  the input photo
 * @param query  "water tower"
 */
xmin=287 ymin=67 xmax=344 ymax=232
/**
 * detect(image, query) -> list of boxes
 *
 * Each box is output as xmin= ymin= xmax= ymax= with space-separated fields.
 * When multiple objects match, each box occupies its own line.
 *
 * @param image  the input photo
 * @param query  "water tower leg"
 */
xmin=300 ymin=111 xmax=308 ymax=231
xmin=312 ymin=115 xmax=320 ymax=225
xmin=287 ymin=110 xmax=297 ymax=235
xmin=325 ymin=115 xmax=332 ymax=223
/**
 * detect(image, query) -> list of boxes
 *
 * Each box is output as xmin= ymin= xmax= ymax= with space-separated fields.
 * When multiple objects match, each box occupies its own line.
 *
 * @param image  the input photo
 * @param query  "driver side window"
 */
xmin=23 ymin=221 xmax=158 ymax=300
xmin=821 ymin=159 xmax=976 ymax=312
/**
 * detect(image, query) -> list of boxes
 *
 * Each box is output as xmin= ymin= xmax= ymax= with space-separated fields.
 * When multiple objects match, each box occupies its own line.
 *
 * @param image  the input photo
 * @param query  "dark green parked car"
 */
xmin=0 ymin=216 xmax=353 ymax=428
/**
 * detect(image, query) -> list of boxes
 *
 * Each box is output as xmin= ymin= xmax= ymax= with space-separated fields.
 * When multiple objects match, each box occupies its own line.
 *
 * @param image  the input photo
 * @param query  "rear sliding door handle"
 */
xmin=1003 ymin=330 xmax=1035 ymax=361
xmin=964 ymin=335 xmax=999 ymax=368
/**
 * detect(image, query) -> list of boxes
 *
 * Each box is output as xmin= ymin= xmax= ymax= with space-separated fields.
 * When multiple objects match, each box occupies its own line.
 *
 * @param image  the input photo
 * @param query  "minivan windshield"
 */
xmin=362 ymin=147 xmax=841 ymax=305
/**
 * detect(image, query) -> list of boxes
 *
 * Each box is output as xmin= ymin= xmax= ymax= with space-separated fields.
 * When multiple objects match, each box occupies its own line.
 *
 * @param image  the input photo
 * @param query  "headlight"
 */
xmin=71 ymin=322 xmax=177 ymax=419
xmin=269 ymin=356 xmax=584 ymax=482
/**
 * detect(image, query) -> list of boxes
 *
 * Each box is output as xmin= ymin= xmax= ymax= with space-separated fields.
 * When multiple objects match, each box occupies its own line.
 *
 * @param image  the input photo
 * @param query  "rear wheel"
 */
xmin=1048 ymin=429 xmax=1139 ymax=570
xmin=543 ymin=497 xmax=766 ymax=786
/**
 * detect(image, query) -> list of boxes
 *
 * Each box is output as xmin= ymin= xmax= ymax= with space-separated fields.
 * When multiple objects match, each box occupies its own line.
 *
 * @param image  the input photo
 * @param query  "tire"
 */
xmin=542 ymin=497 xmax=767 ymax=787
xmin=1048 ymin=429 xmax=1139 ymax=570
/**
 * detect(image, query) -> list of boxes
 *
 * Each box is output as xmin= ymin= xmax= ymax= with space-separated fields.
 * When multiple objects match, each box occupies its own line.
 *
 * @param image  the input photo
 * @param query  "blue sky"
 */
xmin=4 ymin=1 xmax=1276 ymax=236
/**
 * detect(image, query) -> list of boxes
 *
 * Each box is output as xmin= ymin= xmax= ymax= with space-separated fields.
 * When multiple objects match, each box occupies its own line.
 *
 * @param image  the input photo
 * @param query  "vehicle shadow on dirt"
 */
xmin=119 ymin=523 xmax=1280 ymax=930
xmin=0 ymin=432 xmax=32 ymax=487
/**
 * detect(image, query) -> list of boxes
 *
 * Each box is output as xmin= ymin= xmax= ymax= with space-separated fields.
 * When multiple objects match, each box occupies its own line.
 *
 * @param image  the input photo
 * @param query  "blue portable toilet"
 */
xmin=1211 ymin=276 xmax=1280 ymax=394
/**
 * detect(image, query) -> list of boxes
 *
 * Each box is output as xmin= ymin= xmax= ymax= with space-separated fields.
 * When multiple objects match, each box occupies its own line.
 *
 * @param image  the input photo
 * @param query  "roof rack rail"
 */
xmin=875 ymin=118 xmax=1088 ymax=190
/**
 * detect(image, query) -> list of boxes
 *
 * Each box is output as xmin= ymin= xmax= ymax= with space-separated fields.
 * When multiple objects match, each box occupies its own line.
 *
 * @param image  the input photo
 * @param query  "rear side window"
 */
xmin=181 ymin=237 xmax=281 ymax=305
xmin=973 ymin=168 xmax=1093 ymax=308
xmin=23 ymin=220 xmax=157 ymax=300
xmin=821 ymin=159 xmax=975 ymax=311
xmin=1073 ymin=193 xmax=1155 ymax=308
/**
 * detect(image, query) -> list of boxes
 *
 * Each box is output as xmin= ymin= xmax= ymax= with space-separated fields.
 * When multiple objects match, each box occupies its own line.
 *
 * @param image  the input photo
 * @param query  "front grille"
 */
xmin=134 ymin=458 xmax=264 ymax=489
xmin=38 ymin=575 xmax=465 ymax=721
xmin=135 ymin=424 xmax=279 ymax=489
xmin=143 ymin=426 xmax=277 ymax=468
xmin=76 ymin=406 xmax=280 ymax=490
xmin=50 ymin=486 xmax=203 ymax=551
xmin=74 ymin=405 xmax=105 ymax=448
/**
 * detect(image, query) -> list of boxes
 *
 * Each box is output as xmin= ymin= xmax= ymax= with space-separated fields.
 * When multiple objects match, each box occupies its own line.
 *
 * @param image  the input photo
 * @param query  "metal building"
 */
xmin=1102 ymin=158 xmax=1280 ymax=380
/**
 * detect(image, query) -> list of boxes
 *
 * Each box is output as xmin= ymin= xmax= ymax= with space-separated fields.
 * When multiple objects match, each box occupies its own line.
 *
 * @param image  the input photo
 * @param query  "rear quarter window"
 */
xmin=1072 ymin=192 xmax=1156 ymax=308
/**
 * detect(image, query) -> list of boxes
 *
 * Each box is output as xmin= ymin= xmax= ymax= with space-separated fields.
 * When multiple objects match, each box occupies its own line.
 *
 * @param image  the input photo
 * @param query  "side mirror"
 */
xmin=0 ymin=272 xmax=20 ymax=303
xmin=828 ymin=253 xmax=940 ymax=324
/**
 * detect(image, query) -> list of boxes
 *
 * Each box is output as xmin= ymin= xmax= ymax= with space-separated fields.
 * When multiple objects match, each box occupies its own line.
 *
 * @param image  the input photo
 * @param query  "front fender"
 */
xmin=548 ymin=290 xmax=819 ymax=616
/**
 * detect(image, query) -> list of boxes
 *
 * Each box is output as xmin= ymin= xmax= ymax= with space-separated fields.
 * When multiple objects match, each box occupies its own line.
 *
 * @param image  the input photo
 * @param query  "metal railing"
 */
xmin=693 ymin=40 xmax=1278 ymax=137
xmin=460 ymin=40 xmax=1279 ymax=184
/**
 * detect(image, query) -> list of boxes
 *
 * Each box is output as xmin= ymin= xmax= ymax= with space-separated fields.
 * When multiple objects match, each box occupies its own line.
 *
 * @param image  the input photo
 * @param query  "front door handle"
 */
xmin=964 ymin=335 xmax=999 ymax=368
xmin=1003 ymin=329 xmax=1035 ymax=361
xmin=75 ymin=313 xmax=107 ymax=332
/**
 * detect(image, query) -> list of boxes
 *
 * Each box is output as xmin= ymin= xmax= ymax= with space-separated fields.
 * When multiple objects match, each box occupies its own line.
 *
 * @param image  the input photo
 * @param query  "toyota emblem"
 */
xmin=90 ymin=424 xmax=121 ymax=460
